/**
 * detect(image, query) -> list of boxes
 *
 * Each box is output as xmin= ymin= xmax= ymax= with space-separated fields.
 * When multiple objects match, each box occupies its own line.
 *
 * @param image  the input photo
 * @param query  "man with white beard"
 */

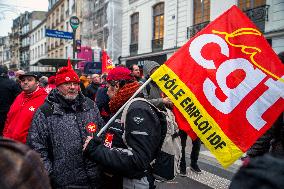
xmin=27 ymin=60 xmax=105 ymax=189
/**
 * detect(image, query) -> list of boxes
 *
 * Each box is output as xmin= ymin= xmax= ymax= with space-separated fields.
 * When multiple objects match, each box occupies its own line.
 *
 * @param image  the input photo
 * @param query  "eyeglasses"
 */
xmin=62 ymin=82 xmax=79 ymax=87
xmin=107 ymin=81 xmax=117 ymax=87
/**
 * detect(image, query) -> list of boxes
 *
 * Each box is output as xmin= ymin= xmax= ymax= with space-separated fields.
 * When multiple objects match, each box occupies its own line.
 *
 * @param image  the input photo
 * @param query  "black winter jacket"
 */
xmin=27 ymin=89 xmax=105 ymax=189
xmin=85 ymin=82 xmax=101 ymax=101
xmin=84 ymin=99 xmax=163 ymax=183
xmin=0 ymin=76 xmax=21 ymax=133
xmin=95 ymin=87 xmax=110 ymax=122
xmin=247 ymin=113 xmax=284 ymax=158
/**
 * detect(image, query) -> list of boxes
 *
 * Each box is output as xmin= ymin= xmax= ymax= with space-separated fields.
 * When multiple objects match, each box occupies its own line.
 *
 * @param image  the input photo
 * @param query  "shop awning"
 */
xmin=33 ymin=58 xmax=84 ymax=69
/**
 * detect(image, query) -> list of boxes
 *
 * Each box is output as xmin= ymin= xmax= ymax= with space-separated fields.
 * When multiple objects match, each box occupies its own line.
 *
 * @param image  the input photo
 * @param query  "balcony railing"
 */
xmin=187 ymin=21 xmax=210 ymax=39
xmin=10 ymin=64 xmax=17 ymax=69
xmin=129 ymin=43 xmax=138 ymax=55
xmin=152 ymin=38 xmax=163 ymax=52
xmin=243 ymin=5 xmax=269 ymax=33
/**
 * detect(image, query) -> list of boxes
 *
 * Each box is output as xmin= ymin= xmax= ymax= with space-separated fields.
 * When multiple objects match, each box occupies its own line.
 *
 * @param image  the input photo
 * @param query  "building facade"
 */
xmin=8 ymin=11 xmax=46 ymax=71
xmin=120 ymin=0 xmax=284 ymax=69
xmin=47 ymin=0 xmax=82 ymax=59
xmin=81 ymin=0 xmax=122 ymax=65
xmin=29 ymin=19 xmax=51 ymax=72
xmin=0 ymin=36 xmax=11 ymax=68
xmin=9 ymin=16 xmax=21 ymax=70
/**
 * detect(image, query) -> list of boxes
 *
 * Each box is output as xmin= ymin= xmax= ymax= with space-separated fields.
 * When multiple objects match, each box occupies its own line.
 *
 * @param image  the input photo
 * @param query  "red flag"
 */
xmin=151 ymin=5 xmax=284 ymax=167
xmin=173 ymin=106 xmax=197 ymax=140
xmin=101 ymin=50 xmax=114 ymax=73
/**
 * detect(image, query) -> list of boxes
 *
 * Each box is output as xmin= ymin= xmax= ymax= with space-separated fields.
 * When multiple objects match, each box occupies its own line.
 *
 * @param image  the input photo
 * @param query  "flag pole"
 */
xmin=97 ymin=78 xmax=152 ymax=137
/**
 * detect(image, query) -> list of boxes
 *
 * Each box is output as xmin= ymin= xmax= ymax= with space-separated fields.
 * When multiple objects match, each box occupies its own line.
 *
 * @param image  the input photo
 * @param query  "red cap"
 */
xmin=55 ymin=59 xmax=80 ymax=86
xmin=106 ymin=67 xmax=134 ymax=82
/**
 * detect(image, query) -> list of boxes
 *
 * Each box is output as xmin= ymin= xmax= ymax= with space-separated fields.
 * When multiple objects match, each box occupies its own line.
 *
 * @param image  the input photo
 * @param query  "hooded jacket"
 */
xmin=27 ymin=89 xmax=104 ymax=189
xmin=142 ymin=61 xmax=165 ymax=110
xmin=3 ymin=87 xmax=47 ymax=143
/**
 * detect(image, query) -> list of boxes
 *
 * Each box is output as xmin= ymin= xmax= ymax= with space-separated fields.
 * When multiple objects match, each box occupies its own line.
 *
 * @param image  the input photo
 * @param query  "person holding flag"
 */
xmin=142 ymin=60 xmax=202 ymax=175
xmin=83 ymin=66 xmax=164 ymax=189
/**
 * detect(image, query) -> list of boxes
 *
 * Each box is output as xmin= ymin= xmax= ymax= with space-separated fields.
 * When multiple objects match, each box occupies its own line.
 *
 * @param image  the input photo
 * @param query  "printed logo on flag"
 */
xmin=102 ymin=50 xmax=115 ymax=73
xmin=151 ymin=5 xmax=284 ymax=167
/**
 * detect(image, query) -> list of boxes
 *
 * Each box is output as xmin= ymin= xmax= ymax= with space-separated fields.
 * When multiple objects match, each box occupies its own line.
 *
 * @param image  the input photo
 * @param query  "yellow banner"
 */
xmin=151 ymin=64 xmax=244 ymax=168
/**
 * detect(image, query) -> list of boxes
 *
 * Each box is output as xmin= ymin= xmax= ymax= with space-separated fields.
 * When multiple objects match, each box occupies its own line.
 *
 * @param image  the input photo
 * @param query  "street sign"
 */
xmin=70 ymin=16 xmax=80 ymax=30
xmin=84 ymin=62 xmax=102 ymax=74
xmin=45 ymin=29 xmax=73 ymax=40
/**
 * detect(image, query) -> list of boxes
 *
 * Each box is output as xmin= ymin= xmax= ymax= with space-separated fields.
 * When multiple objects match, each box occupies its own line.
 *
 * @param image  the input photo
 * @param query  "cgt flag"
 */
xmin=172 ymin=106 xmax=197 ymax=140
xmin=101 ymin=50 xmax=115 ymax=73
xmin=151 ymin=5 xmax=284 ymax=167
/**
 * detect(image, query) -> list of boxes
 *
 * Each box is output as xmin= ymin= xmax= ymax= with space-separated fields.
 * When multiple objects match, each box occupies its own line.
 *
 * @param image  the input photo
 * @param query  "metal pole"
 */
xmin=73 ymin=29 xmax=76 ymax=59
xmin=97 ymin=78 xmax=152 ymax=137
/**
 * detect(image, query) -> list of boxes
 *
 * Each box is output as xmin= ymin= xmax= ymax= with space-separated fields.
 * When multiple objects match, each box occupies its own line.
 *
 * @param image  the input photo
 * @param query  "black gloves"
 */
xmin=83 ymin=136 xmax=103 ymax=160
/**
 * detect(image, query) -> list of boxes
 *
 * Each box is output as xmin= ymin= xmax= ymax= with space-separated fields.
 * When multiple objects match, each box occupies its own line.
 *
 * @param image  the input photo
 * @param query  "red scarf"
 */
xmin=109 ymin=81 xmax=141 ymax=114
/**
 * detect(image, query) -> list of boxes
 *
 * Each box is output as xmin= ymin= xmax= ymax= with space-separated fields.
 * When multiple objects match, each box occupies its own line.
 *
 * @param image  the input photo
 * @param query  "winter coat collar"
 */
xmin=21 ymin=87 xmax=47 ymax=101
xmin=46 ymin=89 xmax=91 ymax=115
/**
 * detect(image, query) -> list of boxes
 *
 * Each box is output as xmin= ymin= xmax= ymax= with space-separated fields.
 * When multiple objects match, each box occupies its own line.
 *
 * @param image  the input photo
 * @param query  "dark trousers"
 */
xmin=179 ymin=130 xmax=201 ymax=172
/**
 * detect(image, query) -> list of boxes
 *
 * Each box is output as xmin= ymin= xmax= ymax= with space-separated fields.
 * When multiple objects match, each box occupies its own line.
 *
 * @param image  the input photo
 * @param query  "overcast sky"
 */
xmin=0 ymin=0 xmax=48 ymax=36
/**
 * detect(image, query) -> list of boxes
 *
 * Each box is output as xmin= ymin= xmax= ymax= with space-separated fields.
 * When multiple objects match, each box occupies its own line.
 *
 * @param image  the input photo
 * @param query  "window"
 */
xmin=130 ymin=13 xmax=139 ymax=44
xmin=130 ymin=13 xmax=139 ymax=54
xmin=238 ymin=0 xmax=266 ymax=10
xmin=96 ymin=8 xmax=104 ymax=28
xmin=152 ymin=3 xmax=164 ymax=51
xmin=153 ymin=3 xmax=164 ymax=40
xmin=66 ymin=21 xmax=69 ymax=32
xmin=238 ymin=0 xmax=267 ymax=33
xmin=193 ymin=0 xmax=210 ymax=24
xmin=188 ymin=0 xmax=211 ymax=38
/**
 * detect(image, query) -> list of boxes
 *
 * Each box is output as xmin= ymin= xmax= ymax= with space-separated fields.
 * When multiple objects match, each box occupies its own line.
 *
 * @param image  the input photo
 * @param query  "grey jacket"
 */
xmin=142 ymin=60 xmax=165 ymax=110
xmin=27 ymin=89 xmax=104 ymax=189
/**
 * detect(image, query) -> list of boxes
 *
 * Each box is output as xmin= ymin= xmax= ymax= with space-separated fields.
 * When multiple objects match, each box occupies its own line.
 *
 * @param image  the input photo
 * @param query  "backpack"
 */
xmin=121 ymin=97 xmax=181 ymax=181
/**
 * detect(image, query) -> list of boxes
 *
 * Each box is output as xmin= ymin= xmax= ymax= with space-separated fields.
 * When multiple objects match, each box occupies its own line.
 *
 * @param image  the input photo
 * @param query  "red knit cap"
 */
xmin=106 ymin=67 xmax=134 ymax=82
xmin=55 ymin=59 xmax=80 ymax=86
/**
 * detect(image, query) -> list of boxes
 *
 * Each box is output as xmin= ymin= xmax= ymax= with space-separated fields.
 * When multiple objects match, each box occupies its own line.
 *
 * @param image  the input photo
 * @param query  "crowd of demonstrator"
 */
xmin=0 ymin=51 xmax=284 ymax=189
